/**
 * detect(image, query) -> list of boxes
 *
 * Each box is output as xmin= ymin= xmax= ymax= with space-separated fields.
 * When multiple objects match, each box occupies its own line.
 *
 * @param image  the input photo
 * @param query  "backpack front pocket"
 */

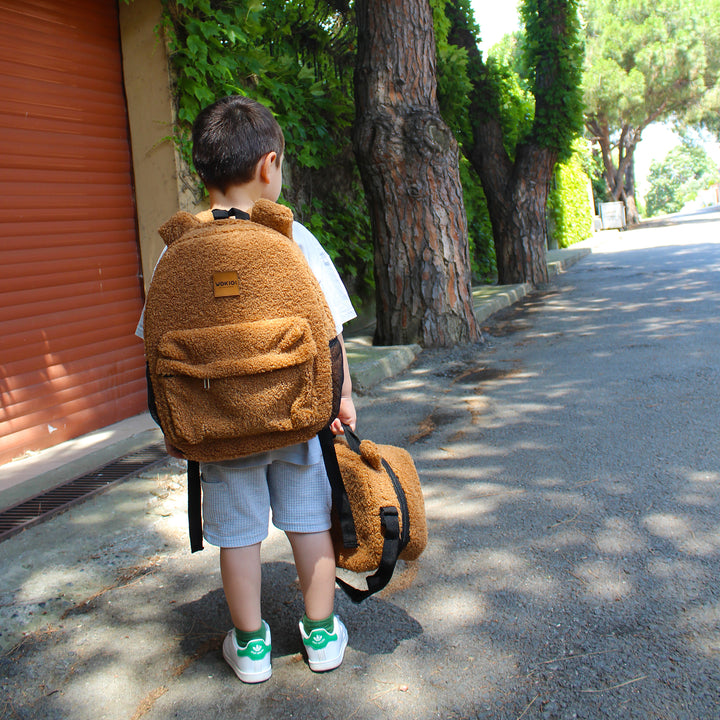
xmin=154 ymin=318 xmax=319 ymax=445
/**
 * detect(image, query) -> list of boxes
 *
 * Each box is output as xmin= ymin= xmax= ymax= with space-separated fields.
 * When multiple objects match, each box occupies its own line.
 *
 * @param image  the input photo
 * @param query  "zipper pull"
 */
xmin=203 ymin=378 xmax=210 ymax=390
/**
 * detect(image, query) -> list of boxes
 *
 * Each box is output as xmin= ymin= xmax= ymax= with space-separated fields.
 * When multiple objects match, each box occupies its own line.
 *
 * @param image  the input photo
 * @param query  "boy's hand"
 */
xmin=164 ymin=437 xmax=186 ymax=459
xmin=330 ymin=396 xmax=356 ymax=435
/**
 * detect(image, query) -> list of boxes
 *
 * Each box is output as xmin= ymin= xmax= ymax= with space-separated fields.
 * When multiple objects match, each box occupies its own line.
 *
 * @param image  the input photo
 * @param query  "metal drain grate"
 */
xmin=0 ymin=443 xmax=169 ymax=543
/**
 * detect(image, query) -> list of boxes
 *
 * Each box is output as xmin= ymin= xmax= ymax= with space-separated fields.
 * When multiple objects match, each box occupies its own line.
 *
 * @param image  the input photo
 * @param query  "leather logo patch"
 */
xmin=213 ymin=271 xmax=240 ymax=297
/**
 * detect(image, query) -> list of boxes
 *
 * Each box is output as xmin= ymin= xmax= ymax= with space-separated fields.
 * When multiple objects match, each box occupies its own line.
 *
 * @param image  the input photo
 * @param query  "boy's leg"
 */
xmin=287 ymin=530 xmax=348 ymax=672
xmin=201 ymin=462 xmax=273 ymax=682
xmin=269 ymin=458 xmax=347 ymax=671
xmin=220 ymin=543 xmax=272 ymax=683
xmin=202 ymin=462 xmax=269 ymax=632
xmin=269 ymin=457 xmax=335 ymax=619
xmin=220 ymin=544 xmax=262 ymax=631
xmin=286 ymin=530 xmax=336 ymax=620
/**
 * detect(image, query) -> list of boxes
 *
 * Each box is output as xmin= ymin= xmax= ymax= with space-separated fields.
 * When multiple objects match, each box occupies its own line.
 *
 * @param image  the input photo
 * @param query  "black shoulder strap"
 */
xmin=320 ymin=425 xmax=409 ymax=604
xmin=188 ymin=460 xmax=204 ymax=553
xmin=211 ymin=208 xmax=250 ymax=220
xmin=145 ymin=363 xmax=161 ymax=426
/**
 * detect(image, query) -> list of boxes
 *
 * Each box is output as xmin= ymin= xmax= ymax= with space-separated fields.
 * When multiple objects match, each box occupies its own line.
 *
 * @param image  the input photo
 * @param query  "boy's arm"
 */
xmin=330 ymin=334 xmax=356 ymax=435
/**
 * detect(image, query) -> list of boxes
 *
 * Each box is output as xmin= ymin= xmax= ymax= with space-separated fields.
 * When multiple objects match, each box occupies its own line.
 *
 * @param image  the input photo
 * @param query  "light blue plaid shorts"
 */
xmin=199 ymin=455 xmax=332 ymax=548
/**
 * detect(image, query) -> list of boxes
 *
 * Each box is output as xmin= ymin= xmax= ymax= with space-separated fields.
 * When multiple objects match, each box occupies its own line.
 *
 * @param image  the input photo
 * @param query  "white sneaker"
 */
xmin=299 ymin=615 xmax=348 ymax=672
xmin=222 ymin=620 xmax=272 ymax=683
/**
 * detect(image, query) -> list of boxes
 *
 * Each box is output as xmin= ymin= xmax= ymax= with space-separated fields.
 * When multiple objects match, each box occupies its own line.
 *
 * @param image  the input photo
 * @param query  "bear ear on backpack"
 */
xmin=250 ymin=198 xmax=293 ymax=239
xmin=158 ymin=212 xmax=202 ymax=246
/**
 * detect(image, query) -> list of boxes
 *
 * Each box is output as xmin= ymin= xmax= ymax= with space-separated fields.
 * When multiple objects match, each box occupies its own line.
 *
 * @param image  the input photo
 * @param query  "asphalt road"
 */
xmin=2 ymin=208 xmax=719 ymax=720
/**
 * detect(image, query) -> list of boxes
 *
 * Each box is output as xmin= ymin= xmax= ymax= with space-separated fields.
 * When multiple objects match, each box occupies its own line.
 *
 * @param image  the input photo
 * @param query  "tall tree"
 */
xmin=353 ymin=0 xmax=481 ymax=347
xmin=583 ymin=0 xmax=720 ymax=224
xmin=644 ymin=139 xmax=720 ymax=217
xmin=446 ymin=0 xmax=585 ymax=285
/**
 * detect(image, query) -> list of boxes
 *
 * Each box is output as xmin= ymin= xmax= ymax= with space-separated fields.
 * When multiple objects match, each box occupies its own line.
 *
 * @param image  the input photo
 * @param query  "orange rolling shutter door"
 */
xmin=0 ymin=0 xmax=147 ymax=464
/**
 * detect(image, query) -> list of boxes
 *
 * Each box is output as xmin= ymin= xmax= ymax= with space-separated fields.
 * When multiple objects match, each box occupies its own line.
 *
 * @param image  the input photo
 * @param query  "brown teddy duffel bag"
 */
xmin=319 ymin=425 xmax=427 ymax=603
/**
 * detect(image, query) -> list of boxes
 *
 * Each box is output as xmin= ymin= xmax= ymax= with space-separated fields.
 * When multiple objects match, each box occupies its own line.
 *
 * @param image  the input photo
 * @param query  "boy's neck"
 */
xmin=208 ymin=185 xmax=259 ymax=213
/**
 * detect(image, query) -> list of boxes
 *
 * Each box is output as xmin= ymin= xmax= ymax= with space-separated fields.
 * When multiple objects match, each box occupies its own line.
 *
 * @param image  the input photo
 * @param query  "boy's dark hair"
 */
xmin=192 ymin=95 xmax=284 ymax=193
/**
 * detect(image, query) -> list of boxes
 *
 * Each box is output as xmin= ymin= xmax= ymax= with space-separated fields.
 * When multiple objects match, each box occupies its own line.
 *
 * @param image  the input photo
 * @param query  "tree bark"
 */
xmin=468 ymin=118 xmax=555 ymax=285
xmin=353 ymin=0 xmax=481 ymax=347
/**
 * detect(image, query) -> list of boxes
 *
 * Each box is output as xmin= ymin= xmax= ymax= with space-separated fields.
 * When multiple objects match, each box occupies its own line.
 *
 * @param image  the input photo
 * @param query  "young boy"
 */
xmin=144 ymin=95 xmax=357 ymax=683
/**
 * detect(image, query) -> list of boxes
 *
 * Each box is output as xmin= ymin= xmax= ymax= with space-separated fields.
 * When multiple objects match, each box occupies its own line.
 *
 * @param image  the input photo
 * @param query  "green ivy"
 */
xmin=161 ymin=0 xmax=356 ymax=170
xmin=433 ymin=0 xmax=496 ymax=280
xmin=159 ymin=0 xmax=376 ymax=299
xmin=520 ymin=0 xmax=585 ymax=161
xmin=461 ymin=159 xmax=497 ymax=281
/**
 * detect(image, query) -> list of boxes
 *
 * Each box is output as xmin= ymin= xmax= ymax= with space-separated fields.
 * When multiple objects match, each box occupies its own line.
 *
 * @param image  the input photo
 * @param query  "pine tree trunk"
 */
xmin=445 ymin=1 xmax=560 ymax=287
xmin=499 ymin=145 xmax=554 ymax=285
xmin=591 ymin=120 xmax=641 ymax=225
xmin=469 ymin=121 xmax=553 ymax=285
xmin=622 ymin=159 xmax=641 ymax=224
xmin=353 ymin=0 xmax=481 ymax=347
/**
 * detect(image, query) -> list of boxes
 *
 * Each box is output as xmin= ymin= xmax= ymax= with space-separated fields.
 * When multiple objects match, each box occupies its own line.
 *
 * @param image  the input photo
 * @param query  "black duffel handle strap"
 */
xmin=341 ymin=424 xmax=363 ymax=454
xmin=320 ymin=423 xmax=410 ymax=604
xmin=318 ymin=426 xmax=358 ymax=549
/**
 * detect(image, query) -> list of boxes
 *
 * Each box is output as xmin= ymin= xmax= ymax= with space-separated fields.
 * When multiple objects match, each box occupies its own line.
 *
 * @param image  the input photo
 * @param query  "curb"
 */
xmin=472 ymin=245 xmax=593 ymax=324
xmin=547 ymin=246 xmax=592 ymax=277
xmin=345 ymin=336 xmax=423 ymax=393
xmin=473 ymin=283 xmax=532 ymax=324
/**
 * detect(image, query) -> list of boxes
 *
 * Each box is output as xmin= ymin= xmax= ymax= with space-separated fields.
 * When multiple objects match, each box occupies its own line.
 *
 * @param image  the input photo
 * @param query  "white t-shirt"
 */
xmin=138 ymin=218 xmax=356 ymax=467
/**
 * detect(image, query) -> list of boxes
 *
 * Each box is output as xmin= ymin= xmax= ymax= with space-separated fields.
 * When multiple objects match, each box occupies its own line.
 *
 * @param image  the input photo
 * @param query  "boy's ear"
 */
xmin=258 ymin=152 xmax=277 ymax=184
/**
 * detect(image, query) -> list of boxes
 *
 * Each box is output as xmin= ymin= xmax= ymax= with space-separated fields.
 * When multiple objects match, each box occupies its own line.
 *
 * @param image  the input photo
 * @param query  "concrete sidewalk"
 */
xmin=0 ymin=240 xmax=593 ymax=514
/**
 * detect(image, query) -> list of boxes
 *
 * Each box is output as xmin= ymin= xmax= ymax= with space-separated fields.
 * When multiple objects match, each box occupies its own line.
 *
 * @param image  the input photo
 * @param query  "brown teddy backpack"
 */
xmin=143 ymin=199 xmax=342 ymax=464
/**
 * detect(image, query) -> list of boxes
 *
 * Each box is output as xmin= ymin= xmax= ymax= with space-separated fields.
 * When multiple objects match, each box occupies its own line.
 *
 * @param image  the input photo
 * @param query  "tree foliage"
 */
xmin=644 ymin=139 xmax=720 ymax=216
xmin=446 ymin=0 xmax=585 ymax=285
xmin=521 ymin=0 xmax=585 ymax=160
xmin=583 ymin=0 xmax=720 ymax=222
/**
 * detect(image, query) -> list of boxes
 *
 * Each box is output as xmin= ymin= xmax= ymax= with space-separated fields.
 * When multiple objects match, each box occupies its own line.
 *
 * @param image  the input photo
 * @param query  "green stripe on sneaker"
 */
xmin=305 ymin=628 xmax=338 ymax=650
xmin=236 ymin=639 xmax=270 ymax=660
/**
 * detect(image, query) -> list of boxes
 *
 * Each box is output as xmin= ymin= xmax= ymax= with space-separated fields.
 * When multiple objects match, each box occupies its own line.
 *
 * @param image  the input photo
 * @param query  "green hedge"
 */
xmin=547 ymin=139 xmax=594 ymax=248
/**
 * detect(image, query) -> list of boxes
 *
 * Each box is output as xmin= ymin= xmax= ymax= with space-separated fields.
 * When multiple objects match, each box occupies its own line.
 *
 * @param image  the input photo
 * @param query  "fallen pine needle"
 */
xmin=571 ymin=478 xmax=600 ymax=489
xmin=538 ymin=649 xmax=616 ymax=665
xmin=581 ymin=675 xmax=647 ymax=693
xmin=369 ymin=684 xmax=409 ymax=702
xmin=369 ymin=688 xmax=395 ymax=702
xmin=548 ymin=510 xmax=581 ymax=529
xmin=516 ymin=694 xmax=539 ymax=719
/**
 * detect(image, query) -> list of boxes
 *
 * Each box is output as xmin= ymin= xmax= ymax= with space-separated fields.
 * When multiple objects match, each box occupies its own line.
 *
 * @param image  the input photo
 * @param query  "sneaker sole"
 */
xmin=222 ymin=633 xmax=272 ymax=683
